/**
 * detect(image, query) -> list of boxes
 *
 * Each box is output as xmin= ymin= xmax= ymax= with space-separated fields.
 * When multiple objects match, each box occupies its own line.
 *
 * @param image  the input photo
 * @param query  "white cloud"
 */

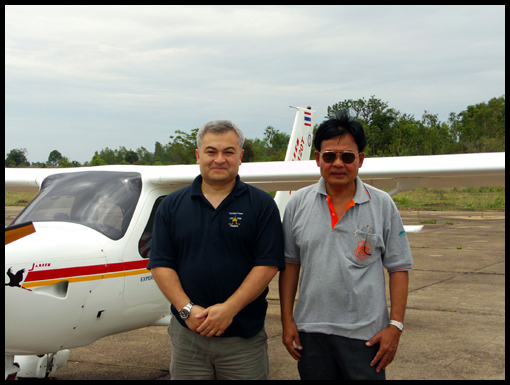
xmin=5 ymin=5 xmax=505 ymax=163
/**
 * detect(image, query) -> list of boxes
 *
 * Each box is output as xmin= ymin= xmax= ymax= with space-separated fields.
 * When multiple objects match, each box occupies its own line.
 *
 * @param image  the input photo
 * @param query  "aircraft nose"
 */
xmin=5 ymin=222 xmax=107 ymax=355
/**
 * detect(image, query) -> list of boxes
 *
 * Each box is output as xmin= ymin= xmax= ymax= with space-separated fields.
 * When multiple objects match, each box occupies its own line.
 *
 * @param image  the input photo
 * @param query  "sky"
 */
xmin=5 ymin=5 xmax=505 ymax=164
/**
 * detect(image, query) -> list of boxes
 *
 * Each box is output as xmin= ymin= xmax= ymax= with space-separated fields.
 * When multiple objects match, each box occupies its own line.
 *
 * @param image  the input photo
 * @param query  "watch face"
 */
xmin=179 ymin=309 xmax=190 ymax=319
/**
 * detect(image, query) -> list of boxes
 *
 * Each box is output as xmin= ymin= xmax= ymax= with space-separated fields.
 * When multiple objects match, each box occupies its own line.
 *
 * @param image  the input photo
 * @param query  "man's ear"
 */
xmin=314 ymin=151 xmax=321 ymax=167
xmin=239 ymin=149 xmax=244 ymax=166
xmin=358 ymin=152 xmax=365 ymax=168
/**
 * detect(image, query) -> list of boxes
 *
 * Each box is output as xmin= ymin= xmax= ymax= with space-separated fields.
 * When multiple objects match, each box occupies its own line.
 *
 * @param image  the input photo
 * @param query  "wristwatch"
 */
xmin=178 ymin=302 xmax=194 ymax=320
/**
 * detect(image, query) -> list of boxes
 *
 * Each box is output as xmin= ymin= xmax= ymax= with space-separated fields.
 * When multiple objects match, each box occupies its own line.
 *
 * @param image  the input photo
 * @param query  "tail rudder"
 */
xmin=283 ymin=106 xmax=315 ymax=162
xmin=275 ymin=106 xmax=316 ymax=220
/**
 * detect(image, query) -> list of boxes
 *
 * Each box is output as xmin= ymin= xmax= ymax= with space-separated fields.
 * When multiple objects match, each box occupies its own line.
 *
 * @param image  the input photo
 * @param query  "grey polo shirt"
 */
xmin=282 ymin=176 xmax=413 ymax=340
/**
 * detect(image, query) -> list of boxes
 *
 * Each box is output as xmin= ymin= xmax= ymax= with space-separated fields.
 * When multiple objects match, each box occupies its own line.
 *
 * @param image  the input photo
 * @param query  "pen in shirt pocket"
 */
xmin=354 ymin=225 xmax=371 ymax=237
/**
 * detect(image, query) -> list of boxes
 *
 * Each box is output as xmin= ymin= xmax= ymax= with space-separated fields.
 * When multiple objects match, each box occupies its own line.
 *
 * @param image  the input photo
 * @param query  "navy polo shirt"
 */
xmin=148 ymin=174 xmax=285 ymax=338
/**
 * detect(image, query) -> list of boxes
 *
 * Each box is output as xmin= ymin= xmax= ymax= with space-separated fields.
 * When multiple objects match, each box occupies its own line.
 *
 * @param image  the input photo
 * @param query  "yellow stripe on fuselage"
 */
xmin=22 ymin=269 xmax=150 ymax=289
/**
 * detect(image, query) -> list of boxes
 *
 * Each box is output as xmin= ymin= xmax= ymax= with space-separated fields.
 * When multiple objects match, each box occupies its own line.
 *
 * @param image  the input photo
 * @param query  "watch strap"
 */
xmin=179 ymin=302 xmax=194 ymax=319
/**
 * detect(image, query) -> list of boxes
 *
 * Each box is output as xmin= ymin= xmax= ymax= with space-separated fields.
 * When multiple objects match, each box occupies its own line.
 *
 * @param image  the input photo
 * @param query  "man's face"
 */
xmin=196 ymin=130 xmax=244 ymax=186
xmin=314 ymin=133 xmax=364 ymax=192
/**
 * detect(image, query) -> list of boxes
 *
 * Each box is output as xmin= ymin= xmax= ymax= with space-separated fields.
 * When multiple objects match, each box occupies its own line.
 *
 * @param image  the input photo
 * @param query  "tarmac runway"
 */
xmin=5 ymin=207 xmax=505 ymax=380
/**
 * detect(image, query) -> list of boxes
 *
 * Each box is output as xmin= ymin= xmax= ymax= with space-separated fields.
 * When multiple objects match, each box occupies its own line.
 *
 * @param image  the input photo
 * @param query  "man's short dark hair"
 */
xmin=314 ymin=110 xmax=367 ymax=153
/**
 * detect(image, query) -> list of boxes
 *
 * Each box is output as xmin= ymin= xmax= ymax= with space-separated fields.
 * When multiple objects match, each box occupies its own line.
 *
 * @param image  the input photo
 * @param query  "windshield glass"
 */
xmin=12 ymin=171 xmax=142 ymax=240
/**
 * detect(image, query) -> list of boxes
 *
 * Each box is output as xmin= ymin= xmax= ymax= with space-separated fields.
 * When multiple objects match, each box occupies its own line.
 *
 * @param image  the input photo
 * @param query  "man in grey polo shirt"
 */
xmin=279 ymin=110 xmax=412 ymax=380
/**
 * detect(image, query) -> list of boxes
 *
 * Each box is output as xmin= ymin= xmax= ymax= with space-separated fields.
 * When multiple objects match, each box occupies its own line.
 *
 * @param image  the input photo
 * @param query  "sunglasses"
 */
xmin=318 ymin=150 xmax=360 ymax=164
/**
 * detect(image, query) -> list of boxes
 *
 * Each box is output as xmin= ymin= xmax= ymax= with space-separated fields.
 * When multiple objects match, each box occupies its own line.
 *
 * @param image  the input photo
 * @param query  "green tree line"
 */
xmin=6 ymin=95 xmax=505 ymax=168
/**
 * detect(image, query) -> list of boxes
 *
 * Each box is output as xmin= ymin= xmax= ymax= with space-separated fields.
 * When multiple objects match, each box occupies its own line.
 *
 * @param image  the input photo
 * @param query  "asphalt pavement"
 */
xmin=5 ymin=207 xmax=505 ymax=380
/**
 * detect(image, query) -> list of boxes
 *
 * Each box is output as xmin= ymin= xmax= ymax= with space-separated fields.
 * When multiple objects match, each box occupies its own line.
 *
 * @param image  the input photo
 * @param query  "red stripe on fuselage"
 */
xmin=23 ymin=260 xmax=149 ymax=282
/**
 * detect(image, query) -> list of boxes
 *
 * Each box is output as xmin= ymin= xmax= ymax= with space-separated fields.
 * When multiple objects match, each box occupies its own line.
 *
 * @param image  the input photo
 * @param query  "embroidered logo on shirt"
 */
xmin=354 ymin=239 xmax=371 ymax=261
xmin=228 ymin=212 xmax=243 ymax=227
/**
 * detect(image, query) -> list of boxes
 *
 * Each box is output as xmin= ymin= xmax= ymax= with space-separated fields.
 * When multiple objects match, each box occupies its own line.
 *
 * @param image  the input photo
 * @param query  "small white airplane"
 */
xmin=4 ymin=106 xmax=505 ymax=379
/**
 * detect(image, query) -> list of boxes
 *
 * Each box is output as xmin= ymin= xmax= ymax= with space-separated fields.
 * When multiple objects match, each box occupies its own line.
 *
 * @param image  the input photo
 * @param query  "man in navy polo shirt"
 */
xmin=148 ymin=120 xmax=285 ymax=380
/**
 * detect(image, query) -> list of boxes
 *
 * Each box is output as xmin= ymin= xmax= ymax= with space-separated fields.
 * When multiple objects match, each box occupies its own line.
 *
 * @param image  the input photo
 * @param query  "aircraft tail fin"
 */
xmin=274 ymin=106 xmax=316 ymax=220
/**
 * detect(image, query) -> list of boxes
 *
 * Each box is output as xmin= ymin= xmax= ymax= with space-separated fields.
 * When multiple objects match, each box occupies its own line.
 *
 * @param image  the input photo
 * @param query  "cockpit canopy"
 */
xmin=11 ymin=171 xmax=142 ymax=240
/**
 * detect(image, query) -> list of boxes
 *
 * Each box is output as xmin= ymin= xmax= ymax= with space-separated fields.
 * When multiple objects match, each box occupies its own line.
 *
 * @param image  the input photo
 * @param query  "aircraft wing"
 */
xmin=358 ymin=152 xmax=505 ymax=195
xmin=5 ymin=152 xmax=505 ymax=195
xmin=5 ymin=167 xmax=57 ymax=192
xmin=235 ymin=151 xmax=506 ymax=194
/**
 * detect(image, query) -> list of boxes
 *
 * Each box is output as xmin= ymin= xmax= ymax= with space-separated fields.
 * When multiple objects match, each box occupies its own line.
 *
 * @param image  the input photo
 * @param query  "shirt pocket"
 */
xmin=345 ymin=229 xmax=384 ymax=268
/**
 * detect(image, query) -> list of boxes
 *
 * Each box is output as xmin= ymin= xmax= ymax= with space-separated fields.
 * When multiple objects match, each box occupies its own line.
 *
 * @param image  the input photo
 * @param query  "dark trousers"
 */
xmin=298 ymin=332 xmax=386 ymax=380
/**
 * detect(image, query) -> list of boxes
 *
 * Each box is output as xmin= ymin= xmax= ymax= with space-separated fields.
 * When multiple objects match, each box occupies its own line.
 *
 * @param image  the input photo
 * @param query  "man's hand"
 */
xmin=195 ymin=303 xmax=236 ymax=337
xmin=282 ymin=319 xmax=303 ymax=361
xmin=366 ymin=325 xmax=402 ymax=372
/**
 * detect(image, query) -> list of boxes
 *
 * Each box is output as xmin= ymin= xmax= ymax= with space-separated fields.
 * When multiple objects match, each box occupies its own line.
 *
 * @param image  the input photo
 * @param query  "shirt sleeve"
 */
xmin=147 ymin=200 xmax=177 ymax=270
xmin=252 ymin=194 xmax=286 ymax=270
xmin=382 ymin=198 xmax=413 ymax=273
xmin=282 ymin=197 xmax=301 ymax=265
